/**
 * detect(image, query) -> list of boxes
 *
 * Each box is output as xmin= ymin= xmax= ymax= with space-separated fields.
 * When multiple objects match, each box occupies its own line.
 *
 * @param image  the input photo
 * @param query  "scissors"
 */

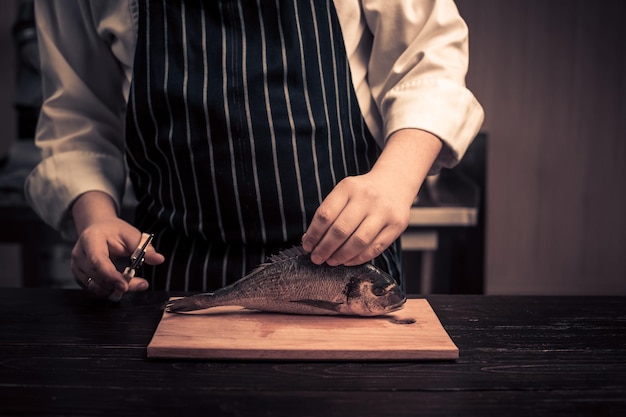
xmin=109 ymin=233 xmax=154 ymax=302
xmin=122 ymin=233 xmax=154 ymax=281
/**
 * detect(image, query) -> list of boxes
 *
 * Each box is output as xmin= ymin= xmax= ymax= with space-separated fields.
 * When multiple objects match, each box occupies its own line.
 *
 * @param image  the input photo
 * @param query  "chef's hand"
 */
xmin=302 ymin=129 xmax=442 ymax=266
xmin=70 ymin=191 xmax=165 ymax=298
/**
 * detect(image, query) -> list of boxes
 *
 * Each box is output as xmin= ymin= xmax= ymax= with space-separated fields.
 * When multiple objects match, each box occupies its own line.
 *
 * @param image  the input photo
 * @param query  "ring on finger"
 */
xmin=85 ymin=277 xmax=93 ymax=289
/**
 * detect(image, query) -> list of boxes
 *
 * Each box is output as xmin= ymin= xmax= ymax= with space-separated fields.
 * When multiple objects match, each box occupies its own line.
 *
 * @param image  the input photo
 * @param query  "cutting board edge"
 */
xmin=146 ymin=345 xmax=459 ymax=361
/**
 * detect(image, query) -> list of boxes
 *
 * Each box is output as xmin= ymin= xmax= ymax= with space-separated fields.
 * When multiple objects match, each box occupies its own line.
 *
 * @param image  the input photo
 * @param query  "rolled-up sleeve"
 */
xmin=338 ymin=0 xmax=484 ymax=173
xmin=25 ymin=0 xmax=136 ymax=238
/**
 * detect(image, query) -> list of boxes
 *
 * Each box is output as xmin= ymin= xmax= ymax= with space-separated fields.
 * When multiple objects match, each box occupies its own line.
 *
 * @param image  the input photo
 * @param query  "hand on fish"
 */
xmin=301 ymin=129 xmax=440 ymax=268
xmin=165 ymin=246 xmax=406 ymax=316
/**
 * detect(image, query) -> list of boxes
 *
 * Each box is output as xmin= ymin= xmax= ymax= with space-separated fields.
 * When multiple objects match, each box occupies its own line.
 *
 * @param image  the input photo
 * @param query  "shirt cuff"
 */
xmin=25 ymin=151 xmax=126 ymax=240
xmin=381 ymin=77 xmax=485 ymax=174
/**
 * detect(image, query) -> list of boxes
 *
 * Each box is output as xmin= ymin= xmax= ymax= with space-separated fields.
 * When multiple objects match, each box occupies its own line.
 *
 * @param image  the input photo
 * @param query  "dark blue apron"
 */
xmin=125 ymin=0 xmax=401 ymax=291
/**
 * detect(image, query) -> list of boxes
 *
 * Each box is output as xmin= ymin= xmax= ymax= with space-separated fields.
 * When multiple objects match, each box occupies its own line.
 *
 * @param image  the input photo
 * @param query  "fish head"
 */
xmin=343 ymin=264 xmax=407 ymax=316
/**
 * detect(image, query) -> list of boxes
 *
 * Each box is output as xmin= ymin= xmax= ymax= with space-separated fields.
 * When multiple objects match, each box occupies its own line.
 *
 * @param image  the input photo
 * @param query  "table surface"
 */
xmin=1 ymin=289 xmax=624 ymax=417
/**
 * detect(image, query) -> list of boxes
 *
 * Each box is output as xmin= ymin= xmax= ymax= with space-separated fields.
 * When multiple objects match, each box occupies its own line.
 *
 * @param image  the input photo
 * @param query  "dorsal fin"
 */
xmin=237 ymin=246 xmax=308 ymax=279
xmin=267 ymin=245 xmax=308 ymax=263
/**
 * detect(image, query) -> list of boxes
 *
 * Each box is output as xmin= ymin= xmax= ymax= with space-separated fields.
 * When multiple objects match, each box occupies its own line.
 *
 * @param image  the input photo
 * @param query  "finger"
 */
xmin=75 ymin=275 xmax=90 ymax=290
xmin=324 ymin=216 xmax=387 ymax=266
xmin=89 ymin=278 xmax=114 ymax=298
xmin=301 ymin=190 xmax=349 ymax=254
xmin=72 ymin=236 xmax=126 ymax=296
xmin=144 ymin=244 xmax=165 ymax=265
xmin=73 ymin=261 xmax=126 ymax=300
xmin=76 ymin=274 xmax=115 ymax=298
xmin=342 ymin=225 xmax=401 ymax=266
xmin=308 ymin=203 xmax=369 ymax=265
xmin=71 ymin=245 xmax=102 ymax=291
xmin=128 ymin=277 xmax=150 ymax=292
xmin=108 ymin=275 xmax=150 ymax=302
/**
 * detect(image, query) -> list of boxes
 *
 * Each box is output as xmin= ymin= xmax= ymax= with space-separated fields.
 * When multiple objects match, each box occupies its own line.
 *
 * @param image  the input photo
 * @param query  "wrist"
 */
xmin=71 ymin=191 xmax=119 ymax=234
xmin=372 ymin=128 xmax=442 ymax=197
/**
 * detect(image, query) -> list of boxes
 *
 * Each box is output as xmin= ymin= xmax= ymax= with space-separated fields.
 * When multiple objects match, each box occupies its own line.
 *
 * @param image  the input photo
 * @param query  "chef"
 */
xmin=26 ymin=0 xmax=484 ymax=298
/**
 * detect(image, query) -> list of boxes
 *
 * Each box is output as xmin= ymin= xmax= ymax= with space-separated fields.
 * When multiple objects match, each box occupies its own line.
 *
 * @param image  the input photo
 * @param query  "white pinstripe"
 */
xmin=236 ymin=1 xmax=267 ymax=243
xmin=276 ymin=0 xmax=307 ymax=232
xmin=127 ymin=82 xmax=155 ymax=213
xmin=144 ymin=1 xmax=169 ymax=220
xmin=344 ymin=40 xmax=362 ymax=175
xmin=257 ymin=0 xmax=289 ymax=241
xmin=201 ymin=243 xmax=211 ymax=293
xmin=292 ymin=0 xmax=324 ymax=205
xmin=184 ymin=238 xmax=195 ymax=291
xmin=163 ymin=0 xmax=188 ymax=234
xmin=322 ymin=0 xmax=349 ymax=176
xmin=220 ymin=1 xmax=247 ymax=244
xmin=181 ymin=2 xmax=206 ymax=240
xmin=200 ymin=2 xmax=226 ymax=243
xmin=221 ymin=244 xmax=230 ymax=288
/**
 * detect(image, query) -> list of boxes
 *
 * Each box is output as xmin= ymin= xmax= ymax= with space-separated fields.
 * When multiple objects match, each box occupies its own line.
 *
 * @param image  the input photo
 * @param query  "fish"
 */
xmin=164 ymin=246 xmax=406 ymax=316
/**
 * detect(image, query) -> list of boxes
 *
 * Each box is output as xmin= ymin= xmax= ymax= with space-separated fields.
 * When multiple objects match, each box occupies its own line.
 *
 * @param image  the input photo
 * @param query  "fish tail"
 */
xmin=164 ymin=293 xmax=217 ymax=313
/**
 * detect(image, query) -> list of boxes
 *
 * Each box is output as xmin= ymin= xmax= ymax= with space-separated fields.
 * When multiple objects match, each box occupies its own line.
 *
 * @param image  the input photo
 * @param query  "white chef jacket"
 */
xmin=26 ymin=0 xmax=484 ymax=238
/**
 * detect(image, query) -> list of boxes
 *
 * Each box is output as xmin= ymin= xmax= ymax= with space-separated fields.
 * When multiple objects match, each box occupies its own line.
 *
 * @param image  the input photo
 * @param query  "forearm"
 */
xmin=351 ymin=0 xmax=484 ymax=171
xmin=370 ymin=128 xmax=443 ymax=203
xmin=26 ymin=1 xmax=133 ymax=238
xmin=71 ymin=191 xmax=119 ymax=235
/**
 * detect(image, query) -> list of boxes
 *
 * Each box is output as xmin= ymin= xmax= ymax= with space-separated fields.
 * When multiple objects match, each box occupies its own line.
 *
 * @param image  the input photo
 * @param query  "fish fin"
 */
xmin=236 ymin=246 xmax=306 ymax=284
xmin=267 ymin=245 xmax=308 ymax=263
xmin=164 ymin=293 xmax=216 ymax=313
xmin=291 ymin=299 xmax=344 ymax=312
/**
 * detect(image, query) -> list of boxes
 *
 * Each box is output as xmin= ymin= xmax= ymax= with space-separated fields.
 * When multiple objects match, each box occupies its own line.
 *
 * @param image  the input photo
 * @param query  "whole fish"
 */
xmin=165 ymin=246 xmax=406 ymax=316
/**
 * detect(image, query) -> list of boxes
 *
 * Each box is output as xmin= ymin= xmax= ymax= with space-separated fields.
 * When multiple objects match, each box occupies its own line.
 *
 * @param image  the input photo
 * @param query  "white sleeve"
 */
xmin=25 ymin=0 xmax=136 ymax=239
xmin=338 ymin=0 xmax=484 ymax=172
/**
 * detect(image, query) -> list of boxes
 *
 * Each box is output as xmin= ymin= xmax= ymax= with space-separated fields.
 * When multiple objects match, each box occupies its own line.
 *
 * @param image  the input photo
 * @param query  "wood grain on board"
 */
xmin=147 ymin=299 xmax=458 ymax=360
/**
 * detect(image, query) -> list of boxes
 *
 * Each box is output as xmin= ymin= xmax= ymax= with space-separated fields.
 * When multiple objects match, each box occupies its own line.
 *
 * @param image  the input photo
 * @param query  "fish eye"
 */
xmin=372 ymin=285 xmax=387 ymax=296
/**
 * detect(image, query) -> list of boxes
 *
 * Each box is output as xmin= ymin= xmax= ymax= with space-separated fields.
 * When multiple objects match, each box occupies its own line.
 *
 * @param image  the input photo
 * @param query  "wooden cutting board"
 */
xmin=147 ymin=298 xmax=458 ymax=360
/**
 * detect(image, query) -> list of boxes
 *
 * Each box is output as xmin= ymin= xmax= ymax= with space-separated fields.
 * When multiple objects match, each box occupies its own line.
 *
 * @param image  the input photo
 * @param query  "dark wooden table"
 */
xmin=1 ymin=289 xmax=624 ymax=416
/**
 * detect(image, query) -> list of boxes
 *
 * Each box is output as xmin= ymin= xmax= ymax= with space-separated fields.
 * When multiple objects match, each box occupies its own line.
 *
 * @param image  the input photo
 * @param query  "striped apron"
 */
xmin=125 ymin=0 xmax=402 ymax=291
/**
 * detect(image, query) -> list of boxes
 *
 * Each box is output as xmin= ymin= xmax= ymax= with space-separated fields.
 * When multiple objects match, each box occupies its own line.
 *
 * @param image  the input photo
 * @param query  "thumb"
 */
xmin=144 ymin=244 xmax=165 ymax=265
xmin=122 ymin=232 xmax=164 ymax=264
xmin=128 ymin=276 xmax=150 ymax=292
